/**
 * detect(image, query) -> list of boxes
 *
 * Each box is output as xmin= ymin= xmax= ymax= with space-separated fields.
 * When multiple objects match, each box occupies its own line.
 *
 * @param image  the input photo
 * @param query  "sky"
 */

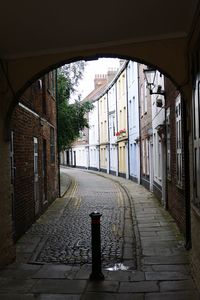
xmin=70 ymin=58 xmax=120 ymax=102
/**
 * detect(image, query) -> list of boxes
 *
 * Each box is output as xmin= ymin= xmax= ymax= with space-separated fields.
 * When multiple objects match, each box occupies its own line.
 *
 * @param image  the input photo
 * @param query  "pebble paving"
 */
xmin=30 ymin=171 xmax=131 ymax=266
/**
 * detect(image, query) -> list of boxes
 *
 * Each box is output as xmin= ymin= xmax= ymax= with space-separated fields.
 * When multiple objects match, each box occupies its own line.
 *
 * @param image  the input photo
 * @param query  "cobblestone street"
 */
xmin=0 ymin=167 xmax=199 ymax=299
xmin=29 ymin=168 xmax=136 ymax=267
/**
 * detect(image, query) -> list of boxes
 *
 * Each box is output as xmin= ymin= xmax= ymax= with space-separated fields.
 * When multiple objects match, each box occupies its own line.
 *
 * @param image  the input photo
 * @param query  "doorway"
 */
xmin=33 ymin=137 xmax=40 ymax=216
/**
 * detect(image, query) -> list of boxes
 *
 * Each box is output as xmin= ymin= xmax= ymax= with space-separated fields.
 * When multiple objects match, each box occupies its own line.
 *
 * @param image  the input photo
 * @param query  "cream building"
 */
xmin=108 ymin=82 xmax=118 ymax=175
xmin=88 ymin=100 xmax=100 ymax=170
xmin=116 ymin=62 xmax=129 ymax=178
xmin=99 ymin=93 xmax=109 ymax=173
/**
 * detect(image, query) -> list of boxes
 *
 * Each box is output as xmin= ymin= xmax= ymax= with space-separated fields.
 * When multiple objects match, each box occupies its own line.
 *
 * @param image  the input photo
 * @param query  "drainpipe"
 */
xmin=126 ymin=62 xmax=130 ymax=179
xmin=115 ymin=79 xmax=119 ymax=176
xmin=163 ymin=92 xmax=168 ymax=209
xmin=182 ymin=97 xmax=191 ymax=249
xmin=56 ymin=69 xmax=61 ymax=197
xmin=97 ymin=99 xmax=100 ymax=171
xmin=107 ymin=92 xmax=110 ymax=174
xmin=137 ymin=64 xmax=142 ymax=185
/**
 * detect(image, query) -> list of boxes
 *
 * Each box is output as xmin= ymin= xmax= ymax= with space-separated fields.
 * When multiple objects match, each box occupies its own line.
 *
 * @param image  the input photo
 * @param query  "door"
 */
xmin=42 ymin=139 xmax=47 ymax=205
xmin=34 ymin=137 xmax=40 ymax=215
xmin=10 ymin=131 xmax=16 ymax=238
xmin=73 ymin=151 xmax=76 ymax=167
xmin=149 ymin=141 xmax=154 ymax=192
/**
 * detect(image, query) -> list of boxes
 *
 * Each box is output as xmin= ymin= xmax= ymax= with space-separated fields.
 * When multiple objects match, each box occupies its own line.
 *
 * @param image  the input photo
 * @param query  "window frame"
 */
xmin=166 ymin=107 xmax=171 ymax=179
xmin=175 ymin=94 xmax=183 ymax=187
xmin=50 ymin=127 xmax=55 ymax=163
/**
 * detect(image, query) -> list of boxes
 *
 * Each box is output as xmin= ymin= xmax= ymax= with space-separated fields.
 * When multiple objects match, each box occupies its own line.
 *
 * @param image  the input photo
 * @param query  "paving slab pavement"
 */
xmin=0 ymin=167 xmax=199 ymax=299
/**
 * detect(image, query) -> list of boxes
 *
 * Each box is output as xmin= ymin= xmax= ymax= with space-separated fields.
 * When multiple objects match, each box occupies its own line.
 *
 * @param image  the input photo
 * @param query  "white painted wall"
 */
xmin=89 ymin=146 xmax=100 ymax=170
xmin=89 ymin=101 xmax=99 ymax=146
xmin=88 ymin=100 xmax=100 ymax=170
xmin=71 ymin=146 xmax=88 ymax=168
xmin=108 ymin=83 xmax=118 ymax=173
xmin=127 ymin=61 xmax=140 ymax=181
xmin=151 ymin=71 xmax=165 ymax=200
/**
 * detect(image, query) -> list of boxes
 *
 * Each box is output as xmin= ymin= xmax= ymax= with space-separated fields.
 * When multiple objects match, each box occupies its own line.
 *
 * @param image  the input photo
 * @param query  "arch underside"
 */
xmin=8 ymin=37 xmax=189 ymax=95
xmin=1 ymin=36 xmax=191 ymax=136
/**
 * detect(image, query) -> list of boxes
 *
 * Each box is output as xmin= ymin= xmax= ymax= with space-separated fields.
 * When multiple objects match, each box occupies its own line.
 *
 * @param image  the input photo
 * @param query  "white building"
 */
xmin=151 ymin=71 xmax=166 ymax=204
xmin=127 ymin=61 xmax=140 ymax=183
xmin=71 ymin=131 xmax=89 ymax=169
xmin=88 ymin=100 xmax=100 ymax=170
xmin=108 ymin=82 xmax=118 ymax=175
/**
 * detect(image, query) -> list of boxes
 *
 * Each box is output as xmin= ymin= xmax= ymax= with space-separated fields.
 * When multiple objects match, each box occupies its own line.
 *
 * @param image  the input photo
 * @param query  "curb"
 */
xmin=85 ymin=169 xmax=142 ymax=270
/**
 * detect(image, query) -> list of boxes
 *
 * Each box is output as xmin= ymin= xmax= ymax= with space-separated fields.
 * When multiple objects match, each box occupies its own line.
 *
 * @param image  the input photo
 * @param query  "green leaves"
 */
xmin=57 ymin=62 xmax=94 ymax=151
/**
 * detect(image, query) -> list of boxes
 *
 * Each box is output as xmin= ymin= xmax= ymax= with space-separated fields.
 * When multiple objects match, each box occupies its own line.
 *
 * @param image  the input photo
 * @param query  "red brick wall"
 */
xmin=11 ymin=74 xmax=59 ymax=240
xmin=165 ymin=78 xmax=186 ymax=235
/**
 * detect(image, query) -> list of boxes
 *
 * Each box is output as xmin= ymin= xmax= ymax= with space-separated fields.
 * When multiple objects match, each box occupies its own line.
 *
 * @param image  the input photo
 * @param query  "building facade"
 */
xmin=99 ymin=93 xmax=109 ymax=173
xmin=127 ymin=61 xmax=140 ymax=183
xmin=62 ymin=61 xmax=190 ymax=280
xmin=88 ymin=100 xmax=100 ymax=171
xmin=165 ymin=77 xmax=186 ymax=235
xmin=116 ymin=64 xmax=129 ymax=178
xmin=151 ymin=71 xmax=166 ymax=202
xmin=11 ymin=71 xmax=59 ymax=240
xmin=108 ymin=82 xmax=118 ymax=175
xmin=138 ymin=64 xmax=152 ymax=191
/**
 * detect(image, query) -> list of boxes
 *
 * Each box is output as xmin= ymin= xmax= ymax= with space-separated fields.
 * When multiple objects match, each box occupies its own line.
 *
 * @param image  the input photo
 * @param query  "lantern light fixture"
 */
xmin=143 ymin=68 xmax=165 ymax=97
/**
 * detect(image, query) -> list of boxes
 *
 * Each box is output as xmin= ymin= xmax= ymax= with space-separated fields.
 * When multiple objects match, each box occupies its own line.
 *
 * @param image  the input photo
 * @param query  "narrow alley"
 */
xmin=0 ymin=167 xmax=199 ymax=299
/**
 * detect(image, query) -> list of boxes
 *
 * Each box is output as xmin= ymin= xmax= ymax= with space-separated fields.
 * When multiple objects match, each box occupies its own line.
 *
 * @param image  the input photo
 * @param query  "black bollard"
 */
xmin=89 ymin=211 xmax=105 ymax=280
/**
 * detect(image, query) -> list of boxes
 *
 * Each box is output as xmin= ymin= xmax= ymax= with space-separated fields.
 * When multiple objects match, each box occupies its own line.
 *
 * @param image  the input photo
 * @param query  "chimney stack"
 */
xmin=94 ymin=74 xmax=107 ymax=89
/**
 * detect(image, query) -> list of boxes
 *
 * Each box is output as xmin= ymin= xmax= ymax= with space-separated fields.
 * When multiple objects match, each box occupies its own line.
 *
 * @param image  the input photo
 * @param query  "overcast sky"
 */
xmin=70 ymin=58 xmax=120 ymax=102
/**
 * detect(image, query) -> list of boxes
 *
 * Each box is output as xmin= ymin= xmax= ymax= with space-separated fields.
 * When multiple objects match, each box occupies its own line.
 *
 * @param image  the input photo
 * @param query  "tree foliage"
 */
xmin=57 ymin=62 xmax=93 ymax=151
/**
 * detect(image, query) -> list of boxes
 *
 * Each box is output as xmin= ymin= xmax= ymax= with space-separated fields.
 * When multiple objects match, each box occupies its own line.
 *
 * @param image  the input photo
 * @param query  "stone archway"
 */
xmin=0 ymin=35 xmax=195 ymax=267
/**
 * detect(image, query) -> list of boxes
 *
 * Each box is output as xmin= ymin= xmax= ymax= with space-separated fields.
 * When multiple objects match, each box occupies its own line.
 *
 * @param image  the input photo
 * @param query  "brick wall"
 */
xmin=0 ymin=117 xmax=15 ymax=266
xmin=165 ymin=78 xmax=186 ymax=235
xmin=11 ymin=74 xmax=59 ymax=240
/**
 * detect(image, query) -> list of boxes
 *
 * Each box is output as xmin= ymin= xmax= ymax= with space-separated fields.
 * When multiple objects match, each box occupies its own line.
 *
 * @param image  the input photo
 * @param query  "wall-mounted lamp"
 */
xmin=143 ymin=68 xmax=165 ymax=97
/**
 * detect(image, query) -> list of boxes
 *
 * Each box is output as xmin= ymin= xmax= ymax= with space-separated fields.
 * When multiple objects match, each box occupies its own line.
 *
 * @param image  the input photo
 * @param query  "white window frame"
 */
xmin=142 ymin=139 xmax=146 ymax=174
xmin=144 ymin=80 xmax=148 ymax=113
xmin=166 ymin=107 xmax=171 ymax=178
xmin=176 ymin=94 xmax=182 ymax=187
xmin=140 ymin=85 xmax=144 ymax=116
xmin=193 ymin=69 xmax=200 ymax=209
xmin=146 ymin=138 xmax=149 ymax=175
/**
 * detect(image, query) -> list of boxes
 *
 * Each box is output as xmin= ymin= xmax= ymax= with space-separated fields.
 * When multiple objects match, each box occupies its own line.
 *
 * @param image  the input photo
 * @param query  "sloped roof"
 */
xmin=81 ymin=60 xmax=128 ymax=104
xmin=82 ymin=82 xmax=108 ymax=103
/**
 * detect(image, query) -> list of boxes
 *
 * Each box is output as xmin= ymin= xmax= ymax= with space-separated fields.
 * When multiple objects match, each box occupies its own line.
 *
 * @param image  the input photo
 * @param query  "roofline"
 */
xmin=89 ymin=60 xmax=129 ymax=103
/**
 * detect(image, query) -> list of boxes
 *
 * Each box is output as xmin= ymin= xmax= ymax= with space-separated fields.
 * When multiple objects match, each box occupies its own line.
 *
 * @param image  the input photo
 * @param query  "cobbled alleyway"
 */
xmin=0 ymin=167 xmax=199 ymax=300
xmin=29 ymin=168 xmax=136 ymax=267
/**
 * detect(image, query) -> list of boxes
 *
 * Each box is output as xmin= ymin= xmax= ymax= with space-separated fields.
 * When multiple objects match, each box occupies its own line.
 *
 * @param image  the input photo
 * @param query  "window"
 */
xmin=142 ymin=139 xmax=146 ymax=174
xmin=123 ymin=106 xmax=126 ymax=129
xmin=144 ymin=80 xmax=148 ymax=113
xmin=140 ymin=85 xmax=144 ymax=116
xmin=193 ymin=69 xmax=200 ymax=209
xmin=34 ymin=137 xmax=39 ymax=174
xmin=50 ymin=127 xmax=55 ymax=163
xmin=50 ymin=71 xmax=56 ymax=98
xmin=146 ymin=138 xmax=149 ymax=175
xmin=42 ymin=77 xmax=47 ymax=114
xmin=104 ymin=96 xmax=107 ymax=113
xmin=119 ymin=110 xmax=122 ymax=129
xmin=113 ymin=115 xmax=116 ymax=136
xmin=46 ymin=71 xmax=56 ymax=97
xmin=109 ymin=114 xmax=115 ymax=137
xmin=176 ymin=95 xmax=182 ymax=187
xmin=10 ymin=131 xmax=15 ymax=185
xmin=100 ymin=122 xmax=103 ymax=142
xmin=38 ymin=79 xmax=42 ymax=89
xmin=166 ymin=108 xmax=171 ymax=178
xmin=158 ymin=139 xmax=161 ymax=179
